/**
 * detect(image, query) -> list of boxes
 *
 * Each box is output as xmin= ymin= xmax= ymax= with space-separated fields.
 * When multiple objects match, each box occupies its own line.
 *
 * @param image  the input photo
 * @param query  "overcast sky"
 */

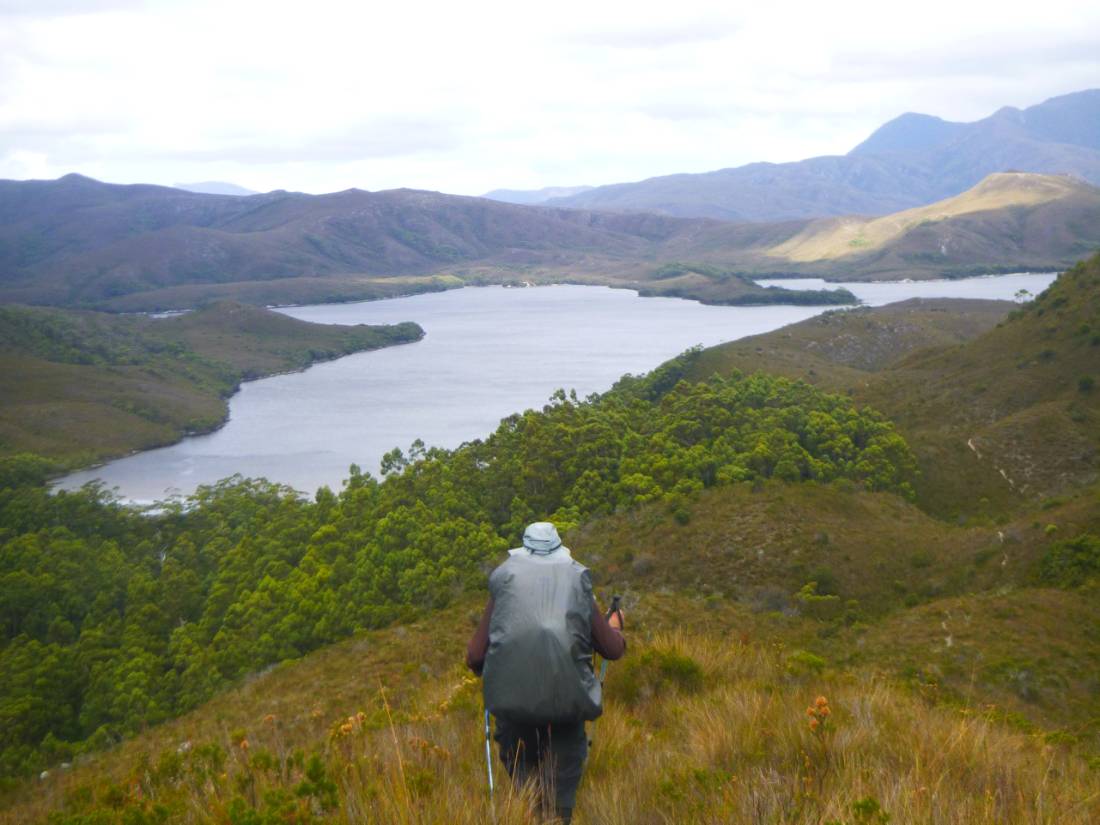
xmin=1 ymin=0 xmax=1098 ymax=196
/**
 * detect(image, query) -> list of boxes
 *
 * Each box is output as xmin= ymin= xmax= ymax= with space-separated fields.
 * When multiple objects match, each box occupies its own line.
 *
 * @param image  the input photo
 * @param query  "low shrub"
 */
xmin=1039 ymin=533 xmax=1100 ymax=588
xmin=610 ymin=646 xmax=704 ymax=705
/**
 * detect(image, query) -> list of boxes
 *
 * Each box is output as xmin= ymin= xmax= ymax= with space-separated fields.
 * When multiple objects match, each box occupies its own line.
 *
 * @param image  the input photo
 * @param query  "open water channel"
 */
xmin=57 ymin=273 xmax=1057 ymax=502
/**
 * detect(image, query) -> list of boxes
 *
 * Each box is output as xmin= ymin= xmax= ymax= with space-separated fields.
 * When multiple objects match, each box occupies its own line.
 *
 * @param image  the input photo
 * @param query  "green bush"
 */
xmin=1039 ymin=534 xmax=1100 ymax=588
xmin=0 ymin=453 xmax=57 ymax=489
xmin=611 ymin=647 xmax=704 ymax=705
xmin=794 ymin=581 xmax=842 ymax=621
xmin=787 ymin=649 xmax=826 ymax=676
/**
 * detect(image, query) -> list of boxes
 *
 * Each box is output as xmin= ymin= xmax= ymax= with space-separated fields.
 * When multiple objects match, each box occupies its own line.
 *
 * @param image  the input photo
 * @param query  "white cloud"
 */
xmin=0 ymin=0 xmax=1097 ymax=195
xmin=0 ymin=150 xmax=55 ymax=179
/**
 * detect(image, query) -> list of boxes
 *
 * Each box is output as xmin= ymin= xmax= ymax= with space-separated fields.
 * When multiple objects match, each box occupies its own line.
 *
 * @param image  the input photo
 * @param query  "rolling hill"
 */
xmin=0 ymin=174 xmax=686 ymax=307
xmin=646 ymin=172 xmax=1100 ymax=282
xmin=548 ymin=89 xmax=1100 ymax=221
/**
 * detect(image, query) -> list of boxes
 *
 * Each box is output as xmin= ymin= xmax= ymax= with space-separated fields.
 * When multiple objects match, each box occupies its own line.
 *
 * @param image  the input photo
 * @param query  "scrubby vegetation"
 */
xmin=0 ymin=360 xmax=916 ymax=780
xmin=1040 ymin=533 xmax=1100 ymax=587
xmin=3 ymin=613 xmax=1097 ymax=824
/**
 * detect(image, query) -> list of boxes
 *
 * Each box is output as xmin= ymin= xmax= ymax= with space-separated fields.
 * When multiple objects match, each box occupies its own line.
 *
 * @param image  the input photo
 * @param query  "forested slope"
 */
xmin=0 ymin=365 xmax=916 ymax=779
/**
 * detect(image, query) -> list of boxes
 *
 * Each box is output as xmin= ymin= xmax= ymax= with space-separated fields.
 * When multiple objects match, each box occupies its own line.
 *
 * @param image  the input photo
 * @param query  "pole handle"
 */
xmin=606 ymin=594 xmax=623 ymax=628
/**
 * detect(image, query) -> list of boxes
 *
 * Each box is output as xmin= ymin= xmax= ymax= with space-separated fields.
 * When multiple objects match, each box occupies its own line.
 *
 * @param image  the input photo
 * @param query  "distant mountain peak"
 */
xmin=548 ymin=88 xmax=1100 ymax=221
xmin=482 ymin=185 xmax=594 ymax=206
xmin=848 ymin=111 xmax=966 ymax=157
xmin=57 ymin=172 xmax=103 ymax=185
xmin=174 ymin=181 xmax=258 ymax=197
xmin=989 ymin=105 xmax=1026 ymax=125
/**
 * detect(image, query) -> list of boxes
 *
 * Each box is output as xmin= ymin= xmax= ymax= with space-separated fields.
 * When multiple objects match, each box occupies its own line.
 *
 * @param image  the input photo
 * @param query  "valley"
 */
xmin=1 ymin=53 xmax=1099 ymax=824
xmin=1 ymin=254 xmax=1098 ymax=824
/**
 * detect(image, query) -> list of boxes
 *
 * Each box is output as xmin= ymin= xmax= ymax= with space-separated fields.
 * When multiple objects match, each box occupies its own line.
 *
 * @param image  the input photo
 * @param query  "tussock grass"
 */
xmin=7 ymin=620 xmax=1098 ymax=824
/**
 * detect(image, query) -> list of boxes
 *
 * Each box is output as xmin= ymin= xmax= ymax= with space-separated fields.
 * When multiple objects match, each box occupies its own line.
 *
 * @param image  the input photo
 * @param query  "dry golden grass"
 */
xmin=768 ymin=172 xmax=1090 ymax=263
xmin=7 ymin=615 xmax=1098 ymax=824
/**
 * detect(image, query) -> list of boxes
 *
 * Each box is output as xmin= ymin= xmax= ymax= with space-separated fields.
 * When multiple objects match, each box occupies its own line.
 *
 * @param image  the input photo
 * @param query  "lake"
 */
xmin=57 ymin=273 xmax=1057 ymax=502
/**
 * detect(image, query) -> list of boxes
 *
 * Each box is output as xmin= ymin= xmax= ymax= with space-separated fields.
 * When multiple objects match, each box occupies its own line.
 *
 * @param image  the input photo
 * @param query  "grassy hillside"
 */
xmin=579 ymin=479 xmax=1100 ymax=733
xmin=686 ymin=253 xmax=1100 ymax=517
xmin=4 ymin=568 xmax=1099 ymax=824
xmin=688 ymin=297 xmax=1013 ymax=383
xmin=0 ymin=303 xmax=422 ymax=466
xmin=859 ymin=254 xmax=1100 ymax=515
xmin=768 ymin=173 xmax=1094 ymax=262
xmin=593 ymin=173 xmax=1100 ymax=284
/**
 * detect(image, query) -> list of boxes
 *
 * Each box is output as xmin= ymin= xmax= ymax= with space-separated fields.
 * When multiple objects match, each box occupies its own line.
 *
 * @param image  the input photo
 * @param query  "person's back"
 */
xmin=467 ymin=522 xmax=625 ymax=823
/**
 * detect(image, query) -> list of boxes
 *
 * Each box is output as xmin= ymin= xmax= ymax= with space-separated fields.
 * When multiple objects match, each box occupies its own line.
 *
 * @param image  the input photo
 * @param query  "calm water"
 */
xmin=58 ymin=274 xmax=1056 ymax=502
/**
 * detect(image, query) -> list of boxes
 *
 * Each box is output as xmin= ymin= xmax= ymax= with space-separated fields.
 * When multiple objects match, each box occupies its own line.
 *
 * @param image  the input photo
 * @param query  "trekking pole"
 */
xmin=591 ymin=595 xmax=623 ymax=749
xmin=483 ymin=706 xmax=495 ymax=806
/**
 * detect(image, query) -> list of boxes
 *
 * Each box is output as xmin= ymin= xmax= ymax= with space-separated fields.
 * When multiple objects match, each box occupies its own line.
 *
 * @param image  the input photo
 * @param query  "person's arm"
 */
xmin=590 ymin=600 xmax=626 ymax=660
xmin=465 ymin=597 xmax=494 ymax=676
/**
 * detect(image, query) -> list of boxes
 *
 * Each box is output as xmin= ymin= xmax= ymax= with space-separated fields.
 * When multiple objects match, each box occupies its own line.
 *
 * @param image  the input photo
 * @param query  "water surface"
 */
xmin=58 ymin=274 xmax=1056 ymax=502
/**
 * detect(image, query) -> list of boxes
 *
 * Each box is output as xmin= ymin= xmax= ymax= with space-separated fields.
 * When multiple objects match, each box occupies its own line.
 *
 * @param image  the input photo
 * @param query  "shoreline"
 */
xmin=47 ymin=328 xmax=426 ymax=494
xmin=50 ymin=271 xmax=1058 ymax=501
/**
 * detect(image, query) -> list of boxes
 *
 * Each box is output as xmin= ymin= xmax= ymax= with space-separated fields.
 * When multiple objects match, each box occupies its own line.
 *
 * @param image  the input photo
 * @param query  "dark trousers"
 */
xmin=493 ymin=716 xmax=588 ymax=823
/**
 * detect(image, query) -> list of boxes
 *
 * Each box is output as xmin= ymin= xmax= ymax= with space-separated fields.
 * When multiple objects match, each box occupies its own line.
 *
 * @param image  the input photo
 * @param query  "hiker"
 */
xmin=466 ymin=522 xmax=625 ymax=824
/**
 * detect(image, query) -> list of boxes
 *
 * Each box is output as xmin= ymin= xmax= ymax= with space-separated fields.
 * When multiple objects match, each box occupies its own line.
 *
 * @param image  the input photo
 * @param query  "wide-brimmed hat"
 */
xmin=522 ymin=522 xmax=562 ymax=554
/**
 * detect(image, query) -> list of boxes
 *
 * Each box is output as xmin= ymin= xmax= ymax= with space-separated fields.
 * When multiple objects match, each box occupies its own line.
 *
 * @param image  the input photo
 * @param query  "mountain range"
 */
xmin=2 ymin=170 xmax=1099 ymax=309
xmin=533 ymin=89 xmax=1100 ymax=221
xmin=0 ymin=173 xmax=694 ymax=307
